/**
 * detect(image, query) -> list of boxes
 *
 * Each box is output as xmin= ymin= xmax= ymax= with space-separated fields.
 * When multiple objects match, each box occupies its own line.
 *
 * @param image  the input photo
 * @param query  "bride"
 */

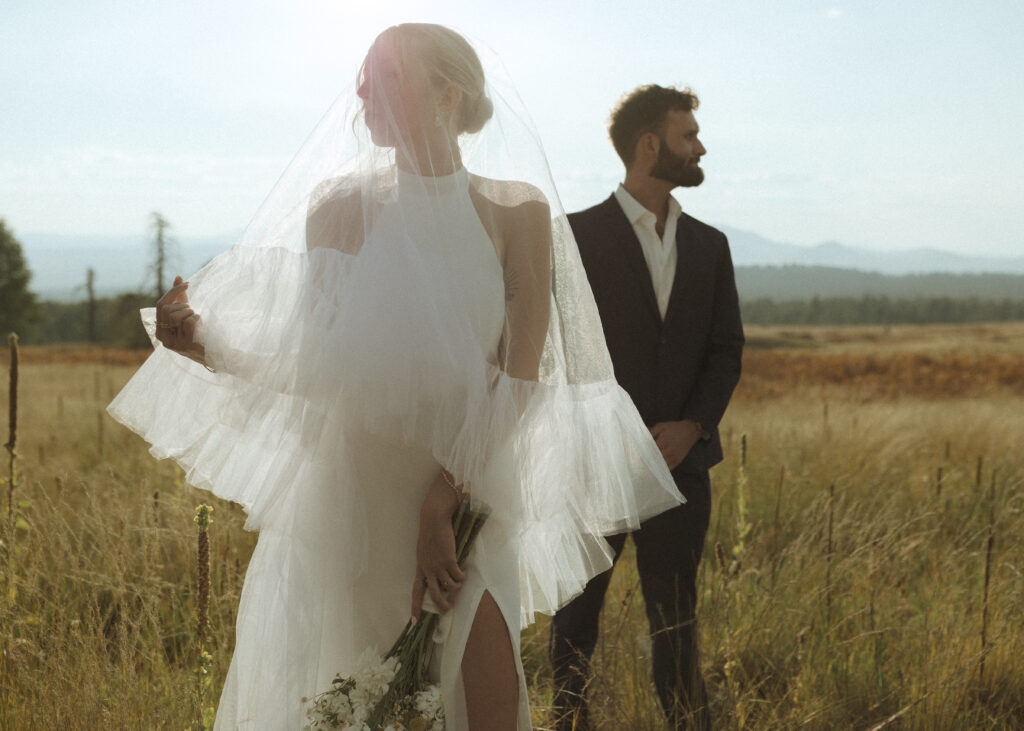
xmin=109 ymin=23 xmax=682 ymax=730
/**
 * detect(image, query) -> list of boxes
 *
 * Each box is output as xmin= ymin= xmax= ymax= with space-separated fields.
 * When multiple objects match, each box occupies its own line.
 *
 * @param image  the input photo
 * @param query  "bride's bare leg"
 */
xmin=462 ymin=591 xmax=518 ymax=730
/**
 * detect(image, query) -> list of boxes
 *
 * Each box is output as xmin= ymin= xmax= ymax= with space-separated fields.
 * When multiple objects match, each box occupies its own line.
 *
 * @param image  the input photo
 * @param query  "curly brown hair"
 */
xmin=609 ymin=85 xmax=700 ymax=166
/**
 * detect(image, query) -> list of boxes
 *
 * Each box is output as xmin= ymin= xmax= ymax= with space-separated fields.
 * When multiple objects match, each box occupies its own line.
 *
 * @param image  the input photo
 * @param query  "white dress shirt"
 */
xmin=613 ymin=184 xmax=681 ymax=319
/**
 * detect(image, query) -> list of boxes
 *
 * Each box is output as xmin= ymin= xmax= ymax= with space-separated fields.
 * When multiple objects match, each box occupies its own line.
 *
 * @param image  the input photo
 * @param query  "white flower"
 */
xmin=338 ymin=699 xmax=355 ymax=720
xmin=348 ymin=685 xmax=372 ymax=722
xmin=352 ymin=648 xmax=400 ymax=700
xmin=414 ymin=686 xmax=443 ymax=720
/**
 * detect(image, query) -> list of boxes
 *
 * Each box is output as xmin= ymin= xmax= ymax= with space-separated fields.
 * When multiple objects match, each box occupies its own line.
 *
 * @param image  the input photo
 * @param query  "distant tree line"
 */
xmin=6 ymin=212 xmax=1024 ymax=345
xmin=24 ymin=294 xmax=1024 ymax=347
xmin=736 ymin=265 xmax=1024 ymax=300
xmin=30 ymin=295 xmax=152 ymax=348
xmin=4 ymin=212 xmax=175 ymax=347
xmin=741 ymin=295 xmax=1024 ymax=326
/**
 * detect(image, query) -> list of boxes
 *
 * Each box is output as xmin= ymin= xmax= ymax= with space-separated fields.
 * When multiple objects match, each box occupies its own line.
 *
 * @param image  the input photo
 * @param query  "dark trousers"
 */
xmin=550 ymin=470 xmax=712 ymax=730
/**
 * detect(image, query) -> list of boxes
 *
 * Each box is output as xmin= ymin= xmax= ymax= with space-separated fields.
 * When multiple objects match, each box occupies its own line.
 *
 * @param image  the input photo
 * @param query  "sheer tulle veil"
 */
xmin=108 ymin=23 xmax=682 ymax=625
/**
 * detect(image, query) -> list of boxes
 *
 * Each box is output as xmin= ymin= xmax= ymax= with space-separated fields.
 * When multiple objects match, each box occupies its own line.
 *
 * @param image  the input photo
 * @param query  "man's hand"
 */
xmin=650 ymin=419 xmax=703 ymax=471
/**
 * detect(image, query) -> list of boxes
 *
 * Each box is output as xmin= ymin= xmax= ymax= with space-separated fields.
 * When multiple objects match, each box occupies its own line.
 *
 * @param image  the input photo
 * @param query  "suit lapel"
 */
xmin=597 ymin=196 xmax=661 ymax=321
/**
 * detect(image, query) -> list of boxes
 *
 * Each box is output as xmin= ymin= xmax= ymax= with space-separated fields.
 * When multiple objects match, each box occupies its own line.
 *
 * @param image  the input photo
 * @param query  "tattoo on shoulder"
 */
xmin=504 ymin=268 xmax=519 ymax=302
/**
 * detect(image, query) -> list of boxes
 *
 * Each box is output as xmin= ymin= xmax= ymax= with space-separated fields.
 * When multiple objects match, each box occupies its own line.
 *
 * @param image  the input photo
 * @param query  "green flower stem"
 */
xmin=365 ymin=502 xmax=488 ymax=727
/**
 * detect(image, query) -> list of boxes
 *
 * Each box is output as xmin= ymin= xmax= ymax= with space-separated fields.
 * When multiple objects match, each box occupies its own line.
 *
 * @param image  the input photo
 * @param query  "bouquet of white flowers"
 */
xmin=305 ymin=501 xmax=487 ymax=731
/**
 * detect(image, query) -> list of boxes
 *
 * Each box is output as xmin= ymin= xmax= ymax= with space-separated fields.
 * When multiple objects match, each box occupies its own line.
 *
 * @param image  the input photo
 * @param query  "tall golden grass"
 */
xmin=1 ymin=323 xmax=1022 ymax=729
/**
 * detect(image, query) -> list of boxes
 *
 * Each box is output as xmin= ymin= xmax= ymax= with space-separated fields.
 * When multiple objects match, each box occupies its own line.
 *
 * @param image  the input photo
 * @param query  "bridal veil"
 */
xmin=108 ymin=23 xmax=682 ymax=628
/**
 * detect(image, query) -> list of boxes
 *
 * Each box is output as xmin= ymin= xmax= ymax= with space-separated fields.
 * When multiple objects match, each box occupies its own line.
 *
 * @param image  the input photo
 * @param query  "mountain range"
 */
xmin=16 ymin=227 xmax=1024 ymax=302
xmin=718 ymin=226 xmax=1024 ymax=276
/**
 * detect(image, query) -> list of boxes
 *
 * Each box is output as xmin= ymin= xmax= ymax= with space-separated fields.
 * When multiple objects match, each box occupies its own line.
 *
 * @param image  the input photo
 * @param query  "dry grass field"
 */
xmin=1 ymin=322 xmax=1022 ymax=729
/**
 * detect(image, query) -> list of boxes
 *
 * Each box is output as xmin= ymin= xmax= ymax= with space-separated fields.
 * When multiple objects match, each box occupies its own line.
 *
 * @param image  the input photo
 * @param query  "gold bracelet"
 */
xmin=440 ymin=469 xmax=465 ymax=502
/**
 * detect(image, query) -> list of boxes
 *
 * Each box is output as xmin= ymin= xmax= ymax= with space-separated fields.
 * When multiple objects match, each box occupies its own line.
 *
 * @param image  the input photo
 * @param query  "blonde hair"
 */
xmin=391 ymin=23 xmax=494 ymax=134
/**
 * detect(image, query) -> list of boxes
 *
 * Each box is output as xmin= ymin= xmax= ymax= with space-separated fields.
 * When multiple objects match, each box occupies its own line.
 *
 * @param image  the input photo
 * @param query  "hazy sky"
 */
xmin=2 ymin=0 xmax=1022 ymax=256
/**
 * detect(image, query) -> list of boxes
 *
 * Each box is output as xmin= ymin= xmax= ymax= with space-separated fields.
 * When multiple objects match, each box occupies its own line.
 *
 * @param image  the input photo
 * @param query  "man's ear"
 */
xmin=635 ymin=131 xmax=660 ymax=164
xmin=643 ymin=131 xmax=661 ymax=158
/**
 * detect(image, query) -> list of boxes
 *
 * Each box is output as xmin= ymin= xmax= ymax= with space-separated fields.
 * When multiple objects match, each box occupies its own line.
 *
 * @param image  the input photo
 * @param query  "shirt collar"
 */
xmin=613 ymin=184 xmax=682 ymax=229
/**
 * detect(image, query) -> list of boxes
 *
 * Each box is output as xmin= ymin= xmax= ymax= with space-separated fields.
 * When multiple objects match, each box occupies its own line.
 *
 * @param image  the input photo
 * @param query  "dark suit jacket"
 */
xmin=569 ymin=195 xmax=744 ymax=474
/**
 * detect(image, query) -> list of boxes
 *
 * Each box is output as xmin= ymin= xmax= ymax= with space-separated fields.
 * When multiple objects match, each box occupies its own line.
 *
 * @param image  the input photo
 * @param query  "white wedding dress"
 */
xmin=211 ymin=168 xmax=530 ymax=729
xmin=109 ymin=164 xmax=682 ymax=729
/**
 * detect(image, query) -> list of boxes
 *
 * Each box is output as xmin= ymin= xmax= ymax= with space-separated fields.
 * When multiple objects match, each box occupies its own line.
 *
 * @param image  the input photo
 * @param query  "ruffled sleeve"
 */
xmin=108 ymin=186 xmax=682 ymax=625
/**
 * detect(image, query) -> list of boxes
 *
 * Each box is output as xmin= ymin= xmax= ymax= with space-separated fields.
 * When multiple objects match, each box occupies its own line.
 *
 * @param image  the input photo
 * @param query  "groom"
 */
xmin=550 ymin=85 xmax=744 ymax=730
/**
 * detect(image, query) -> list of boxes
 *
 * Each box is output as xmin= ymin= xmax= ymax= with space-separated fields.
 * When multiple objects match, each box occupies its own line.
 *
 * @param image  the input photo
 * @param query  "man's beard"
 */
xmin=650 ymin=140 xmax=704 ymax=187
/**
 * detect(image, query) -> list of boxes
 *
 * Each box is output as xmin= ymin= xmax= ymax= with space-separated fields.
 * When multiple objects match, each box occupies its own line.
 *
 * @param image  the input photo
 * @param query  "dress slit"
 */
xmin=437 ymin=569 xmax=530 ymax=731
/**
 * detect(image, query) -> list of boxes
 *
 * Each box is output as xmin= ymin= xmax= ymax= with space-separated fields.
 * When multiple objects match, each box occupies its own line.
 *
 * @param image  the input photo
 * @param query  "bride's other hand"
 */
xmin=155 ymin=275 xmax=207 ymax=364
xmin=411 ymin=476 xmax=466 ymax=622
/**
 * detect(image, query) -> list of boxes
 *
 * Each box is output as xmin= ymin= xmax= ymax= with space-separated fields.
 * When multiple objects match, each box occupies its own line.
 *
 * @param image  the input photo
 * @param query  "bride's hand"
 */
xmin=155 ymin=275 xmax=206 ymax=364
xmin=411 ymin=476 xmax=467 ymax=622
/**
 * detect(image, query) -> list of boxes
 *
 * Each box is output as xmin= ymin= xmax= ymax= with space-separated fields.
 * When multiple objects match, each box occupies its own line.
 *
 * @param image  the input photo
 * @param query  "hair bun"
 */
xmin=462 ymin=94 xmax=493 ymax=134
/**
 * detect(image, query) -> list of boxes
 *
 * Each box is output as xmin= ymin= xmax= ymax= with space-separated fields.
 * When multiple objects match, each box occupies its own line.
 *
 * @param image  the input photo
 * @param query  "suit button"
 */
xmin=660 ymin=335 xmax=668 ymax=345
